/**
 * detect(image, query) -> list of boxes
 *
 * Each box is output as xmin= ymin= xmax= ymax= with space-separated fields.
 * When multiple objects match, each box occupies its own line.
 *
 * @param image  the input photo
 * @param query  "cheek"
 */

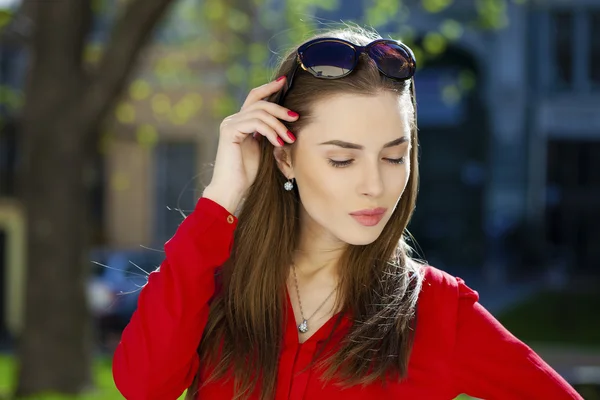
xmin=301 ymin=167 xmax=343 ymax=200
xmin=390 ymin=164 xmax=411 ymax=196
xmin=298 ymin=153 xmax=343 ymax=195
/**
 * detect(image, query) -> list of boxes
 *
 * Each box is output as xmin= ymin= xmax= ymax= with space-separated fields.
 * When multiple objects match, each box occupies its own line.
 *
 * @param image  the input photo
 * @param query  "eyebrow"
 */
xmin=318 ymin=136 xmax=409 ymax=150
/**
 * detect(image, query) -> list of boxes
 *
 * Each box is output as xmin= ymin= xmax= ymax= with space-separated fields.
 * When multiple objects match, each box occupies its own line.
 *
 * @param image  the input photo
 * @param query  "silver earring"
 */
xmin=284 ymin=178 xmax=294 ymax=191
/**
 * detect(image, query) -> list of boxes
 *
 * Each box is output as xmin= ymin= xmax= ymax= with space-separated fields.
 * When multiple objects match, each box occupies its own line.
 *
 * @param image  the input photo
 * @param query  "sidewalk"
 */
xmin=532 ymin=344 xmax=600 ymax=384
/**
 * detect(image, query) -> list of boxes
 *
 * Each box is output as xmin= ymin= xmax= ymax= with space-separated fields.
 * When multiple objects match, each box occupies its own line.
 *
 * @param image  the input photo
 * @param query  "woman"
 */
xmin=112 ymin=27 xmax=582 ymax=400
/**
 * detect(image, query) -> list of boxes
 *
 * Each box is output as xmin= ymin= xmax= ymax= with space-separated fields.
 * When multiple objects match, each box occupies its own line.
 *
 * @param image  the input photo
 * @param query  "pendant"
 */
xmin=298 ymin=319 xmax=309 ymax=333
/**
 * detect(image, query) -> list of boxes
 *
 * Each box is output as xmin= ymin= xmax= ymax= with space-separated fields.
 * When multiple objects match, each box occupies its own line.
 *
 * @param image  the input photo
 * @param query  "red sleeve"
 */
xmin=450 ymin=278 xmax=582 ymax=399
xmin=112 ymin=196 xmax=237 ymax=400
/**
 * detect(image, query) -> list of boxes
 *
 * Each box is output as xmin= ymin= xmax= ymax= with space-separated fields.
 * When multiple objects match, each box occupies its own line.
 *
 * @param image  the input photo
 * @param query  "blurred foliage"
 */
xmin=0 ymin=0 xmax=519 ymax=148
xmin=99 ymin=0 xmax=517 ymax=139
xmin=575 ymin=384 xmax=600 ymax=400
xmin=0 ymin=85 xmax=23 ymax=110
xmin=499 ymin=289 xmax=600 ymax=347
xmin=0 ymin=9 xmax=13 ymax=29
xmin=0 ymin=356 xmax=186 ymax=400
xmin=475 ymin=0 xmax=509 ymax=29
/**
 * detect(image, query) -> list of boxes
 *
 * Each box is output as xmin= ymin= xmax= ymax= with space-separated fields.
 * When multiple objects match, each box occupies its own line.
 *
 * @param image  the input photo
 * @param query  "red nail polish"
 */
xmin=287 ymin=131 xmax=296 ymax=141
xmin=277 ymin=137 xmax=285 ymax=146
xmin=288 ymin=110 xmax=299 ymax=117
xmin=276 ymin=76 xmax=286 ymax=82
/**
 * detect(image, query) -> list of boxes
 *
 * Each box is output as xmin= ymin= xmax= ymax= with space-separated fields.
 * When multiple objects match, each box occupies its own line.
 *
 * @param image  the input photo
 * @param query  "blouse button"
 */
xmin=227 ymin=215 xmax=235 ymax=224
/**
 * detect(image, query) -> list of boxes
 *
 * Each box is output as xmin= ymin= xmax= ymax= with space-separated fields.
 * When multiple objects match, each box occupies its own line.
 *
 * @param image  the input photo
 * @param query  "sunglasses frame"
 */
xmin=275 ymin=37 xmax=417 ymax=105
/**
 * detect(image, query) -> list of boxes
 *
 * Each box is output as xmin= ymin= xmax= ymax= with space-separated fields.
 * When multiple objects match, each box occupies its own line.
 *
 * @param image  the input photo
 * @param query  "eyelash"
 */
xmin=327 ymin=157 xmax=406 ymax=168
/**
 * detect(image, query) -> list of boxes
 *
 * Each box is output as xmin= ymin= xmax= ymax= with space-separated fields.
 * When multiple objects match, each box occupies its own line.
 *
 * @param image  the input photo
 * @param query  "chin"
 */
xmin=339 ymin=232 xmax=382 ymax=246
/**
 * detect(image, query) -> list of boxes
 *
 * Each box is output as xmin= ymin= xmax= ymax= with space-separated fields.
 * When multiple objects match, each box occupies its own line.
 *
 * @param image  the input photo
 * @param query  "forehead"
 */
xmin=302 ymin=92 xmax=411 ymax=145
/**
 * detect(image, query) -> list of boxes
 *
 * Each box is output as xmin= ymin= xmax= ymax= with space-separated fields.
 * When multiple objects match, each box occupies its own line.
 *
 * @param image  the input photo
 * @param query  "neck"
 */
xmin=293 ymin=210 xmax=346 ymax=281
xmin=291 ymin=253 xmax=340 ymax=282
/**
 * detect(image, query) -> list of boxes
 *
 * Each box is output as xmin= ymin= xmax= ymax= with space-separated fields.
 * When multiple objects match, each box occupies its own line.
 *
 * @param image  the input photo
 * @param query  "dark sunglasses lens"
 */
xmin=301 ymin=42 xmax=356 ymax=78
xmin=369 ymin=42 xmax=414 ymax=79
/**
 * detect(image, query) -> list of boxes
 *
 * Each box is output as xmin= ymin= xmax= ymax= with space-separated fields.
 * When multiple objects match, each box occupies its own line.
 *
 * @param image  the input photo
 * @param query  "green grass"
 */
xmin=0 ymin=356 xmax=185 ymax=399
xmin=498 ymin=288 xmax=600 ymax=347
xmin=0 ymin=355 xmax=475 ymax=399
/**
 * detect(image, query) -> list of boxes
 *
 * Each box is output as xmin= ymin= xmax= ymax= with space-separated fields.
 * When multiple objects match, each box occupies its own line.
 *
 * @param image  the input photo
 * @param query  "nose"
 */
xmin=358 ymin=158 xmax=385 ymax=198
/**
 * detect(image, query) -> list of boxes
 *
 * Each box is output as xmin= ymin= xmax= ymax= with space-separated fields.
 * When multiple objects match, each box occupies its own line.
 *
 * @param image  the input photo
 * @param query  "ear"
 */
xmin=273 ymin=146 xmax=294 ymax=179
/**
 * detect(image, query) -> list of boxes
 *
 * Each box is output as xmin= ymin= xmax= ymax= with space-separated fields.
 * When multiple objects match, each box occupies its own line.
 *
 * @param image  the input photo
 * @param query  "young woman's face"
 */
xmin=287 ymin=91 xmax=413 ymax=246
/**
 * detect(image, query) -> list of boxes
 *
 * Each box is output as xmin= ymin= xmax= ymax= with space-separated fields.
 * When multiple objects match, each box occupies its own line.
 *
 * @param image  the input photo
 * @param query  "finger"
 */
xmin=248 ymin=109 xmax=295 ymax=144
xmin=241 ymin=76 xmax=286 ymax=110
xmin=245 ymin=100 xmax=300 ymax=123
xmin=238 ymin=118 xmax=284 ymax=147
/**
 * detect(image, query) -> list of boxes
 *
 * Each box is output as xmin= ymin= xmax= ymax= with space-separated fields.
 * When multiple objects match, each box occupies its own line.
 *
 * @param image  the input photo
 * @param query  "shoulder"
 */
xmin=410 ymin=264 xmax=481 ymax=356
xmin=417 ymin=264 xmax=479 ymax=305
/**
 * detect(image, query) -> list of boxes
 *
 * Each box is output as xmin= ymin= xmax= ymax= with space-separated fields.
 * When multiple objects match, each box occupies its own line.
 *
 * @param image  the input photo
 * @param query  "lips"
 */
xmin=350 ymin=214 xmax=385 ymax=226
xmin=349 ymin=207 xmax=387 ymax=216
xmin=349 ymin=207 xmax=387 ymax=227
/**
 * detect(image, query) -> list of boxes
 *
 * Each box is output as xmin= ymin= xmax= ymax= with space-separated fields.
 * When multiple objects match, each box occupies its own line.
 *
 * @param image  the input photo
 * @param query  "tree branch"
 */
xmin=81 ymin=0 xmax=176 ymax=131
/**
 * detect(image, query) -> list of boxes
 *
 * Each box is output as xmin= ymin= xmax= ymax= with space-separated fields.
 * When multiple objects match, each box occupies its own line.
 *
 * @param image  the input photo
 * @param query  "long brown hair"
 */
xmin=187 ymin=26 xmax=424 ymax=400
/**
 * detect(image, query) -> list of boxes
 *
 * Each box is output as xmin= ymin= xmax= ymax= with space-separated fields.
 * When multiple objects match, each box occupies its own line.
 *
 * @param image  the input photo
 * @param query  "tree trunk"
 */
xmin=15 ymin=1 xmax=94 ymax=394
xmin=14 ymin=0 xmax=176 ymax=395
xmin=16 ymin=83 xmax=95 ymax=394
xmin=17 ymin=100 xmax=95 ymax=395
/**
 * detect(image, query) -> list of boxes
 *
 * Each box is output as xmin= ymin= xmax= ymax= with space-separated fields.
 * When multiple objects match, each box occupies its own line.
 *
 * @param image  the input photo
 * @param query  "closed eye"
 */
xmin=327 ymin=157 xmax=406 ymax=168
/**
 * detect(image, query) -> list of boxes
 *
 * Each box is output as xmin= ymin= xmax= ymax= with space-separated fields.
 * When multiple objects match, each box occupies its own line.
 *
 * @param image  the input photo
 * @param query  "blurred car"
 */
xmin=87 ymin=248 xmax=164 ymax=351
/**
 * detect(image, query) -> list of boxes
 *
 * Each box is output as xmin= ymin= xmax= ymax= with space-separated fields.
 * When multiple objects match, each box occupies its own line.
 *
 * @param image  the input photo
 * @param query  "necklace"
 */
xmin=291 ymin=263 xmax=338 ymax=333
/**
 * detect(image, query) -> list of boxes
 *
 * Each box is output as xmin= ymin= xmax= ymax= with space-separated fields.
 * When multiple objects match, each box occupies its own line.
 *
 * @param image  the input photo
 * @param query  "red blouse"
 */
xmin=112 ymin=196 xmax=582 ymax=400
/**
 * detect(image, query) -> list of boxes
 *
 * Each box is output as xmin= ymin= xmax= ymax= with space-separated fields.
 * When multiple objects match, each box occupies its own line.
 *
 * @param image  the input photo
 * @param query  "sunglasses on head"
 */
xmin=275 ymin=37 xmax=417 ymax=105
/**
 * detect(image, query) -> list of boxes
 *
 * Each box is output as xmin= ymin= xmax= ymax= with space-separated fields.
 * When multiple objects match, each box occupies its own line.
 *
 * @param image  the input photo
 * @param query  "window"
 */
xmin=552 ymin=11 xmax=574 ymax=86
xmin=545 ymin=140 xmax=600 ymax=271
xmin=543 ymin=8 xmax=600 ymax=91
xmin=0 ymin=119 xmax=17 ymax=197
xmin=590 ymin=11 xmax=600 ymax=85
xmin=154 ymin=142 xmax=197 ymax=245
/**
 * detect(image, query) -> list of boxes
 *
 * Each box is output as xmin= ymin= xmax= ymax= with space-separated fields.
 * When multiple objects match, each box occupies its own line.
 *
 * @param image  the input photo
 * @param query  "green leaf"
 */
xmin=248 ymin=42 xmax=269 ymax=65
xmin=136 ymin=124 xmax=159 ymax=148
xmin=458 ymin=69 xmax=476 ymax=92
xmin=475 ymin=0 xmax=508 ymax=29
xmin=226 ymin=63 xmax=247 ymax=86
xmin=212 ymin=95 xmax=238 ymax=119
xmin=421 ymin=0 xmax=453 ymax=14
xmin=228 ymin=9 xmax=251 ymax=33
xmin=422 ymin=32 xmax=447 ymax=56
xmin=440 ymin=19 xmax=463 ymax=40
xmin=0 ymin=10 xmax=13 ymax=29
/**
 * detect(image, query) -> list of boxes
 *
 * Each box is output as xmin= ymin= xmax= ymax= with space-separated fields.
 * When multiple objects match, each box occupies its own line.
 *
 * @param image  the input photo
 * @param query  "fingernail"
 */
xmin=276 ymin=76 xmax=286 ymax=82
xmin=288 ymin=110 xmax=299 ymax=117
xmin=287 ymin=131 xmax=296 ymax=141
xmin=277 ymin=137 xmax=285 ymax=146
